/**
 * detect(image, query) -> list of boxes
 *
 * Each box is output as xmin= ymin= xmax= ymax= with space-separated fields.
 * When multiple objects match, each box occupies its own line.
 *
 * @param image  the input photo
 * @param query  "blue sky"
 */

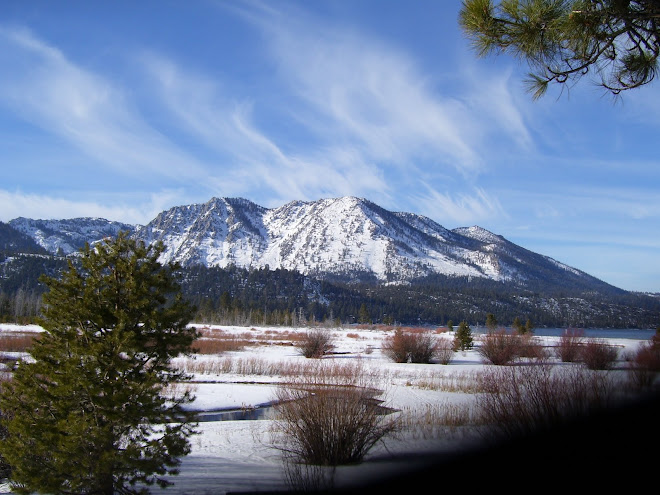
xmin=1 ymin=1 xmax=658 ymax=293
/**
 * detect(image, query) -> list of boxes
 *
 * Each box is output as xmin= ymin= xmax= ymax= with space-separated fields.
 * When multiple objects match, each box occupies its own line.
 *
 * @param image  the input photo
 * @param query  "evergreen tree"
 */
xmin=525 ymin=318 xmax=534 ymax=334
xmin=0 ymin=233 xmax=198 ymax=494
xmin=358 ymin=303 xmax=371 ymax=324
xmin=460 ymin=0 xmax=660 ymax=98
xmin=453 ymin=321 xmax=474 ymax=351
xmin=486 ymin=313 xmax=498 ymax=331
xmin=513 ymin=316 xmax=525 ymax=334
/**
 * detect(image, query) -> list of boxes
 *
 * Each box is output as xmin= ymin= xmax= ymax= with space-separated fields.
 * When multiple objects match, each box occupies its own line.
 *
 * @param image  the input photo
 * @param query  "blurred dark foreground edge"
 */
xmin=230 ymin=390 xmax=660 ymax=494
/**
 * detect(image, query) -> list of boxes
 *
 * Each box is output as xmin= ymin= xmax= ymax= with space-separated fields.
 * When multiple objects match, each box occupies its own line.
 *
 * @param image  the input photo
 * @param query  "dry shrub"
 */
xmin=381 ymin=328 xmax=438 ymax=363
xmin=477 ymin=329 xmax=522 ymax=365
xmin=177 ymin=356 xmax=276 ymax=375
xmin=398 ymin=400 xmax=480 ymax=439
xmin=273 ymin=360 xmax=398 ymax=468
xmin=296 ymin=328 xmax=335 ymax=358
xmin=555 ymin=328 xmax=585 ymax=362
xmin=191 ymin=328 xmax=254 ymax=354
xmin=193 ymin=337 xmax=248 ymax=354
xmin=628 ymin=340 xmax=660 ymax=388
xmin=0 ymin=332 xmax=39 ymax=353
xmin=579 ymin=338 xmax=619 ymax=370
xmin=476 ymin=363 xmax=618 ymax=440
xmin=434 ymin=337 xmax=455 ymax=365
xmin=409 ymin=369 xmax=483 ymax=393
xmin=517 ymin=333 xmax=548 ymax=360
xmin=262 ymin=329 xmax=306 ymax=344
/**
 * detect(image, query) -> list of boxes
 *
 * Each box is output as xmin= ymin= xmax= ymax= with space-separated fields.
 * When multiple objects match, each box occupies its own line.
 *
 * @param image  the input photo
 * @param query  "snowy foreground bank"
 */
xmin=1 ymin=323 xmax=658 ymax=494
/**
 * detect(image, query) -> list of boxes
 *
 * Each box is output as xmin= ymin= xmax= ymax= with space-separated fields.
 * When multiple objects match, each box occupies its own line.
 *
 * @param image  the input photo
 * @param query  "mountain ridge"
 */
xmin=8 ymin=196 xmax=618 ymax=293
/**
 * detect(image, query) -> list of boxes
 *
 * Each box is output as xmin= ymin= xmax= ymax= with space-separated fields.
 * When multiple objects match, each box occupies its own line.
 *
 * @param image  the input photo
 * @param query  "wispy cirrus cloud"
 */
xmin=141 ymin=52 xmax=391 ymax=205
xmin=0 ymin=26 xmax=210 ymax=185
xmin=0 ymin=189 xmax=183 ymax=225
xmin=246 ymin=5 xmax=484 ymax=177
xmin=413 ymin=186 xmax=508 ymax=225
xmin=0 ymin=4 xmax=532 ymax=227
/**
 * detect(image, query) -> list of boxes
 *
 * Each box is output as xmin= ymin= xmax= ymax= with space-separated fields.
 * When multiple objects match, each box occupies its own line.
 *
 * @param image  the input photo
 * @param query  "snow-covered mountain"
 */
xmin=8 ymin=196 xmax=611 ymax=290
xmin=8 ymin=217 xmax=135 ymax=255
xmin=125 ymin=196 xmax=606 ymax=289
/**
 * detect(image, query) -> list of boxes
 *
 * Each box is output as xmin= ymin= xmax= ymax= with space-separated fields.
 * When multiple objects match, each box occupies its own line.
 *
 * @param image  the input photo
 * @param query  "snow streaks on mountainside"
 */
xmin=124 ymin=196 xmax=606 ymax=289
xmin=6 ymin=196 xmax=614 ymax=291
xmin=8 ymin=217 xmax=134 ymax=255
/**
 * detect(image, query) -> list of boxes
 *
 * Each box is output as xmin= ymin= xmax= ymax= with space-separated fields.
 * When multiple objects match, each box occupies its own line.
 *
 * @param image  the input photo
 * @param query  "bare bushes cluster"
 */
xmin=476 ymin=363 xmax=618 ymax=440
xmin=0 ymin=332 xmax=39 ymax=353
xmin=554 ymin=330 xmax=620 ymax=370
xmin=434 ymin=337 xmax=455 ymax=365
xmin=477 ymin=330 xmax=521 ymax=365
xmin=477 ymin=330 xmax=546 ymax=365
xmin=627 ymin=335 xmax=660 ymax=389
xmin=398 ymin=400 xmax=480 ymax=440
xmin=579 ymin=338 xmax=620 ymax=370
xmin=382 ymin=328 xmax=442 ymax=363
xmin=192 ymin=328 xmax=255 ymax=354
xmin=177 ymin=355 xmax=383 ymax=382
xmin=296 ymin=328 xmax=335 ymax=358
xmin=273 ymin=360 xmax=398 ymax=469
xmin=408 ymin=369 xmax=483 ymax=393
xmin=555 ymin=328 xmax=585 ymax=362
xmin=177 ymin=356 xmax=278 ymax=376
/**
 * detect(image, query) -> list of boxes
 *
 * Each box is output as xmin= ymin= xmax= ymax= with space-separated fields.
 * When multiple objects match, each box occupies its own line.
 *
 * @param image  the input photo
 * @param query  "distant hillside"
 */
xmin=3 ymin=196 xmax=658 ymax=328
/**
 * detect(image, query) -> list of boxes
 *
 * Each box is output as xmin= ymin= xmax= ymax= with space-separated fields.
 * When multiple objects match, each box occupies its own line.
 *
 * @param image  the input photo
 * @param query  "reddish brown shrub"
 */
xmin=476 ymin=363 xmax=617 ymax=440
xmin=477 ymin=329 xmax=522 ymax=365
xmin=517 ymin=334 xmax=548 ymax=361
xmin=0 ymin=332 xmax=39 ymax=353
xmin=434 ymin=338 xmax=455 ymax=365
xmin=296 ymin=328 xmax=335 ymax=358
xmin=579 ymin=338 xmax=619 ymax=370
xmin=191 ymin=328 xmax=254 ymax=354
xmin=555 ymin=329 xmax=585 ymax=362
xmin=628 ymin=340 xmax=660 ymax=388
xmin=382 ymin=328 xmax=438 ymax=363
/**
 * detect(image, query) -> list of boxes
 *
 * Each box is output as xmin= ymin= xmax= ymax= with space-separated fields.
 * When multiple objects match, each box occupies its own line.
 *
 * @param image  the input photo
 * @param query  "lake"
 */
xmin=472 ymin=327 xmax=657 ymax=340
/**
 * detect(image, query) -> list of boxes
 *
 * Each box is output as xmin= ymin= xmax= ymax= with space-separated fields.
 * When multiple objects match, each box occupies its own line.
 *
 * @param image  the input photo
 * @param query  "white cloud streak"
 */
xmin=0 ymin=26 xmax=210 ymax=185
xmin=0 ymin=5 xmax=534 ymax=228
xmin=0 ymin=189 xmax=182 ymax=224
xmin=413 ymin=187 xmax=508 ymax=226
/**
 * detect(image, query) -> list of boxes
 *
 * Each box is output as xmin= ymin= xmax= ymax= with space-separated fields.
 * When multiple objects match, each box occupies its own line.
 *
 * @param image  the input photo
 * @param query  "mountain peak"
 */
xmin=7 ymin=196 xmax=615 ymax=292
xmin=453 ymin=225 xmax=504 ymax=244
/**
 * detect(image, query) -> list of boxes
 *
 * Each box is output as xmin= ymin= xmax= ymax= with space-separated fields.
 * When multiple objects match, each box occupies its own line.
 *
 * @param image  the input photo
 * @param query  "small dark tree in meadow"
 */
xmin=453 ymin=321 xmax=474 ymax=351
xmin=512 ymin=317 xmax=525 ymax=334
xmin=0 ymin=233 xmax=198 ymax=495
xmin=485 ymin=313 xmax=497 ymax=331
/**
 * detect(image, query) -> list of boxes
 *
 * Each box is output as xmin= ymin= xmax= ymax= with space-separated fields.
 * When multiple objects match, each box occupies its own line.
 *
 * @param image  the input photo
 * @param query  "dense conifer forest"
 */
xmin=1 ymin=251 xmax=659 ymax=328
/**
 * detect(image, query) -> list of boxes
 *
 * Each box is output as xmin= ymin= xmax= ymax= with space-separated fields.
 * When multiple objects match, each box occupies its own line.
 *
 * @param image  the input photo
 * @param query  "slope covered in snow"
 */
xmin=7 ymin=196 xmax=616 ymax=292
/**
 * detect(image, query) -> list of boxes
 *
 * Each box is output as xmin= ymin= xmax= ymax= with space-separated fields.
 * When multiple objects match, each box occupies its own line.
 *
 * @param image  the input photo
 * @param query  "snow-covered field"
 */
xmin=0 ymin=323 xmax=657 ymax=494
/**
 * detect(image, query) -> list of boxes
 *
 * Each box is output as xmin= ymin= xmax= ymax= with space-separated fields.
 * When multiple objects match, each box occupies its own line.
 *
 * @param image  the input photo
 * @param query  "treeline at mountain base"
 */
xmin=1 ymin=255 xmax=659 ymax=329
